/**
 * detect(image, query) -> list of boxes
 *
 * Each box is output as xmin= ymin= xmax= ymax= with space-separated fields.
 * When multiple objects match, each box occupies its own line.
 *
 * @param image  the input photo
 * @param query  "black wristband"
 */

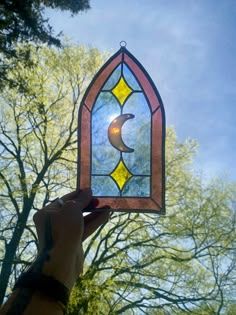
xmin=13 ymin=271 xmax=69 ymax=309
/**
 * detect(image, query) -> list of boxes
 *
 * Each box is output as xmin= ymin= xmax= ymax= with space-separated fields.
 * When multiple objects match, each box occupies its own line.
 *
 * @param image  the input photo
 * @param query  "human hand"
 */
xmin=33 ymin=188 xmax=110 ymax=290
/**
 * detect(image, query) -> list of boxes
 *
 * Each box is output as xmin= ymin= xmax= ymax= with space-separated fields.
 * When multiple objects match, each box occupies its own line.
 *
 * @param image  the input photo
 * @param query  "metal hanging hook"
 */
xmin=120 ymin=40 xmax=127 ymax=48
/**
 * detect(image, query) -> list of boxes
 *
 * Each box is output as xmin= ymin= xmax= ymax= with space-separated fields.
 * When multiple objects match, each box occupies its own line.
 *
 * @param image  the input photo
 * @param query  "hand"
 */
xmin=33 ymin=188 xmax=110 ymax=290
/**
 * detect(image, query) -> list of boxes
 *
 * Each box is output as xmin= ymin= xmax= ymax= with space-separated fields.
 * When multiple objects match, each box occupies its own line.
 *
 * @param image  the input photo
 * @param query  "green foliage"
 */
xmin=0 ymin=0 xmax=90 ymax=87
xmin=0 ymin=43 xmax=107 ymax=304
xmin=0 ymin=0 xmax=90 ymax=53
xmin=68 ymin=130 xmax=236 ymax=314
xmin=1 ymin=43 xmax=106 ymax=202
xmin=0 ymin=42 xmax=235 ymax=314
xmin=227 ymin=304 xmax=236 ymax=315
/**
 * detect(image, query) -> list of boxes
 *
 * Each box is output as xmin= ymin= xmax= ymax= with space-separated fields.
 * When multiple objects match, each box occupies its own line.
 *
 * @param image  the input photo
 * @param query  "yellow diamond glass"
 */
xmin=112 ymin=76 xmax=132 ymax=105
xmin=110 ymin=160 xmax=132 ymax=190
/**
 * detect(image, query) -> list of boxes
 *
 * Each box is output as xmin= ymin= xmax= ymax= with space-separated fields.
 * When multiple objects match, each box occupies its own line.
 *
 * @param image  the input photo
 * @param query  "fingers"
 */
xmin=65 ymin=188 xmax=92 ymax=211
xmin=82 ymin=198 xmax=99 ymax=212
xmin=44 ymin=188 xmax=92 ymax=211
xmin=83 ymin=210 xmax=110 ymax=241
xmin=60 ymin=190 xmax=80 ymax=202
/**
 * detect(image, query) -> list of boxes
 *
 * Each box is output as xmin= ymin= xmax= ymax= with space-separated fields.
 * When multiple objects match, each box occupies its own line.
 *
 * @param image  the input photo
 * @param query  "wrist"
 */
xmin=39 ymin=247 xmax=79 ymax=291
xmin=13 ymin=272 xmax=69 ymax=314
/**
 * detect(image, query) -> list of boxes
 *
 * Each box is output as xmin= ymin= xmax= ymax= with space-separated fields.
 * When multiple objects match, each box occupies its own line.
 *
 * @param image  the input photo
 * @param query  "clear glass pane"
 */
xmin=102 ymin=64 xmax=121 ymax=90
xmin=122 ymin=92 xmax=151 ymax=175
xmin=123 ymin=64 xmax=141 ymax=91
xmin=91 ymin=175 xmax=119 ymax=196
xmin=122 ymin=176 xmax=150 ymax=197
xmin=92 ymin=92 xmax=120 ymax=174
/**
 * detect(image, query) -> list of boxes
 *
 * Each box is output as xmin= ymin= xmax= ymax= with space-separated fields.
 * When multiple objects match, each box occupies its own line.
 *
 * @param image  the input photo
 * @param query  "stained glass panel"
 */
xmin=78 ymin=46 xmax=165 ymax=213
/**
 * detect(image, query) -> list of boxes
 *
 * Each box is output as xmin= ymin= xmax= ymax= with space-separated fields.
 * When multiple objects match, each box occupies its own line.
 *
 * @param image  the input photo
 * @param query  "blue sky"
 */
xmin=46 ymin=0 xmax=236 ymax=182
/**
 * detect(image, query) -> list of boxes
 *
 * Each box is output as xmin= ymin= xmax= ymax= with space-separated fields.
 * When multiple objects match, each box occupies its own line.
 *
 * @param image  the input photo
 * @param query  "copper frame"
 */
xmin=77 ymin=47 xmax=165 ymax=214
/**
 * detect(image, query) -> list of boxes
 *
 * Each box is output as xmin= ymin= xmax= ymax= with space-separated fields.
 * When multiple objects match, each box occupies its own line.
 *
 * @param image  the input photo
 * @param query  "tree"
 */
xmin=0 ymin=0 xmax=90 ymax=55
xmin=0 ymin=43 xmax=107 ymax=304
xmin=0 ymin=43 xmax=235 ymax=314
xmin=67 ymin=129 xmax=236 ymax=314
xmin=0 ymin=0 xmax=90 ymax=87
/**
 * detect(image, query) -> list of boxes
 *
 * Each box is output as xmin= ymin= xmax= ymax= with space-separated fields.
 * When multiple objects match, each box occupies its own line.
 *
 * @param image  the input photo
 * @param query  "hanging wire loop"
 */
xmin=120 ymin=40 xmax=127 ymax=48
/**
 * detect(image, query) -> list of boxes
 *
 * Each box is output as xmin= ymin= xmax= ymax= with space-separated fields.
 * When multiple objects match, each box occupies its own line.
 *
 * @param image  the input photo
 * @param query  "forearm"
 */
xmin=0 ymin=288 xmax=63 ymax=315
xmin=0 ymin=249 xmax=78 ymax=315
xmin=0 ymin=189 xmax=108 ymax=315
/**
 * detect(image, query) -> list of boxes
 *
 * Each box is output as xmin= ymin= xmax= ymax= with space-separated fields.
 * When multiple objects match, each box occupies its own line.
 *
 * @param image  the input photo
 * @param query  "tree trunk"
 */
xmin=0 ymin=208 xmax=30 ymax=305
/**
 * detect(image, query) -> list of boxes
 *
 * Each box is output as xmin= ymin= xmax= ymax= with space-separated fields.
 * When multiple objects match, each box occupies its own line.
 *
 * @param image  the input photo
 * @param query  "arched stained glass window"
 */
xmin=78 ymin=46 xmax=165 ymax=214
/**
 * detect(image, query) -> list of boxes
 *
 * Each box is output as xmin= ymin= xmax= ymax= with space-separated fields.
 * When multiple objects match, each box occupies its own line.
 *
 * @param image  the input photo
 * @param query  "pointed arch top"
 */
xmin=78 ymin=46 xmax=165 ymax=214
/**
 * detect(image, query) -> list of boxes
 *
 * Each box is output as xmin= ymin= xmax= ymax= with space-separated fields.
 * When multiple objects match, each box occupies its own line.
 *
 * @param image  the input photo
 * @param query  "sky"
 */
xmin=45 ymin=0 xmax=236 ymax=182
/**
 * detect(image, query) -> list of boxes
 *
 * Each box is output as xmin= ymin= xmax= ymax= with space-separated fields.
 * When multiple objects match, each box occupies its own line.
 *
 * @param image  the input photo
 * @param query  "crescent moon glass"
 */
xmin=108 ymin=114 xmax=135 ymax=153
xmin=78 ymin=47 xmax=165 ymax=214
